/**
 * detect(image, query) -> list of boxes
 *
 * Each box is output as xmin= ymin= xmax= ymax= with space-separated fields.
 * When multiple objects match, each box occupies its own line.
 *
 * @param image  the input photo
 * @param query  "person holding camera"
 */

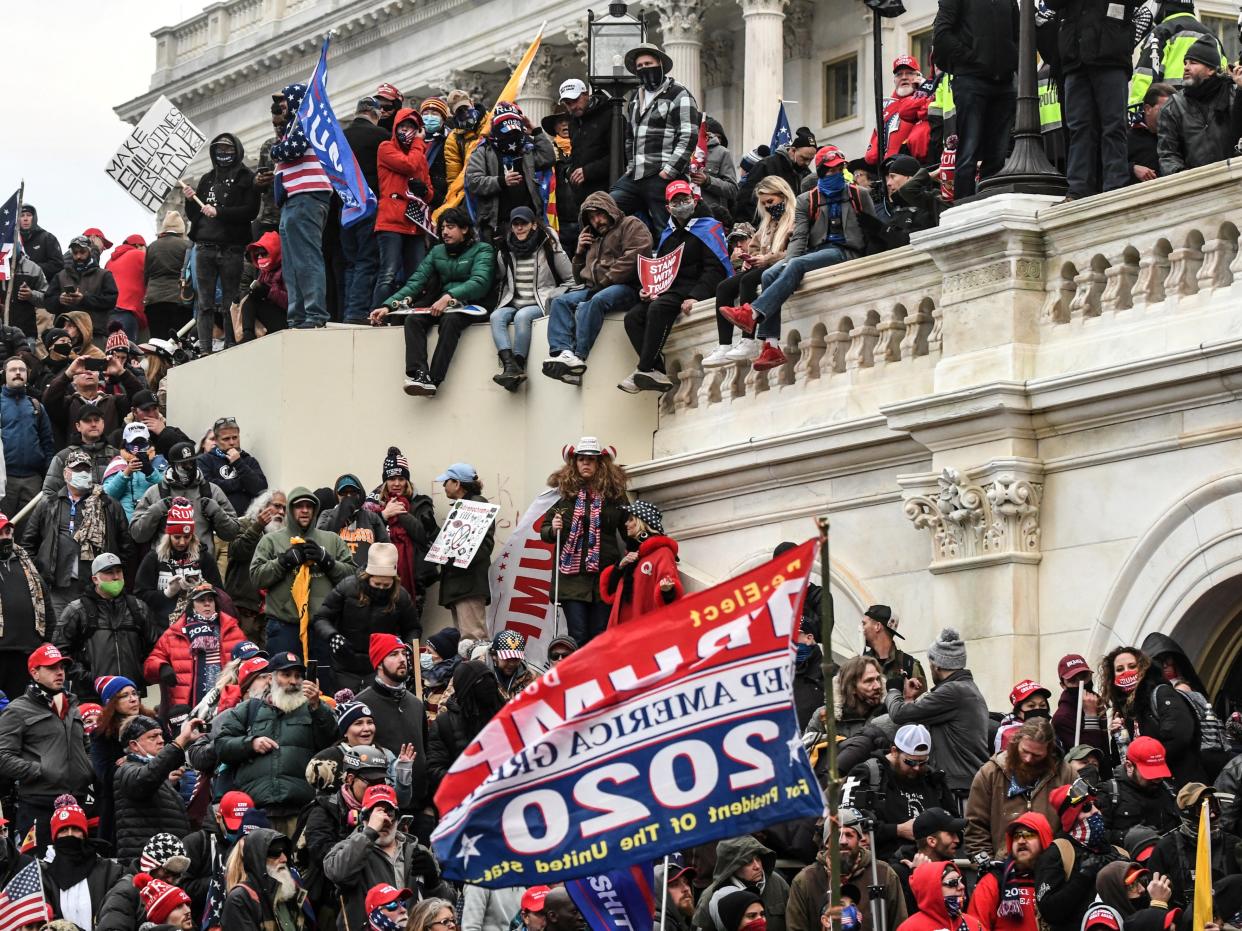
xmin=134 ymin=497 xmax=225 ymax=628
xmin=44 ymin=348 xmax=140 ymax=449
xmin=44 ymin=236 xmax=119 ymax=349
xmin=102 ymin=422 xmax=167 ymax=519
xmin=113 ymin=712 xmax=205 ymax=860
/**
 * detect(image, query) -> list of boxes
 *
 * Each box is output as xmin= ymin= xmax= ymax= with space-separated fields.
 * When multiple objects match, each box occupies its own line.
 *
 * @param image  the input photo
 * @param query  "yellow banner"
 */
xmin=1194 ymin=799 xmax=1212 ymax=931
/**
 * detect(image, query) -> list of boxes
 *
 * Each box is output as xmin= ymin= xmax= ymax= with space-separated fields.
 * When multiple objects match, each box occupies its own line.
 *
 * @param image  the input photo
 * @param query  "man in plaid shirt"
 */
xmin=609 ymin=43 xmax=700 ymax=231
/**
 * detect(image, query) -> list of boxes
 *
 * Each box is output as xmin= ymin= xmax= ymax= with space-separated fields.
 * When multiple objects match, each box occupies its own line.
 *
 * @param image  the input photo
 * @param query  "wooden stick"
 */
xmin=412 ymin=638 xmax=424 ymax=700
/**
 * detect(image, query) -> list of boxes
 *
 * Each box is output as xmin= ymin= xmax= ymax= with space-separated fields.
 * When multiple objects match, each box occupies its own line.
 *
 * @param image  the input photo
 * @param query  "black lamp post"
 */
xmin=587 ymin=1 xmax=644 ymax=185
xmin=976 ymin=0 xmax=1067 ymax=196
xmin=863 ymin=0 xmax=905 ymax=210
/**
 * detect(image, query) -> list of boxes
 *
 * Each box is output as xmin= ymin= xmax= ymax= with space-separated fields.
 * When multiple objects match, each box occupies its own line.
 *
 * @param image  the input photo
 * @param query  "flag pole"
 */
xmin=817 ymin=517 xmax=841 ymax=929
xmin=658 ymin=854 xmax=670 ymax=931
xmin=1074 ymin=684 xmax=1084 ymax=747
xmin=4 ymin=181 xmax=24 ymax=329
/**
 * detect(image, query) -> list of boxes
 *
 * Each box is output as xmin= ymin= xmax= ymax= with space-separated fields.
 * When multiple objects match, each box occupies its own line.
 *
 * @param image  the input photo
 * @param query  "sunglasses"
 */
xmin=1010 ymin=828 xmax=1040 ymax=841
xmin=549 ymin=651 xmax=573 ymax=661
xmin=378 ymin=101 xmax=398 ymax=111
xmin=942 ymin=877 xmax=962 ymax=889
xmin=380 ymin=901 xmax=406 ymax=912
xmin=213 ymin=417 xmax=238 ymax=430
xmin=901 ymin=757 xmax=929 ymax=768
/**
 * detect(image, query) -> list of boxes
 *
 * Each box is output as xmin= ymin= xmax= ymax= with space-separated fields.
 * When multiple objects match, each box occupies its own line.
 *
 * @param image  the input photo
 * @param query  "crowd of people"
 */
xmin=7 ymin=1 xmax=1240 ymax=404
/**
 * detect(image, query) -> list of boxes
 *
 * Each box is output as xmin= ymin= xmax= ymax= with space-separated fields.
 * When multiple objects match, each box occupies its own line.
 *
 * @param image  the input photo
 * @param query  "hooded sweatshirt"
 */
xmin=376 ymin=108 xmax=434 ymax=235
xmin=244 ymin=232 xmax=288 ymax=310
xmin=186 ymin=133 xmax=259 ymax=245
xmin=250 ymin=485 xmax=355 ymax=625
xmin=692 ymin=836 xmax=789 ymax=931
xmin=105 ymin=242 xmax=148 ymax=322
xmin=897 ymin=861 xmax=987 ymax=931
xmin=220 ymin=828 xmax=307 ymax=929
xmin=967 ymin=811 xmax=1053 ymax=931
xmin=572 ymin=191 xmax=652 ymax=289
xmin=18 ymin=204 xmax=64 ymax=280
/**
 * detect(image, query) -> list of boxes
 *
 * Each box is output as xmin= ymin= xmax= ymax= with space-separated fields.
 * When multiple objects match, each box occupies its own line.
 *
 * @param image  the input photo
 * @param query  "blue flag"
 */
xmin=770 ymin=102 xmax=792 ymax=151
xmin=297 ymin=37 xmax=376 ymax=227
xmin=567 ymin=864 xmax=656 ymax=931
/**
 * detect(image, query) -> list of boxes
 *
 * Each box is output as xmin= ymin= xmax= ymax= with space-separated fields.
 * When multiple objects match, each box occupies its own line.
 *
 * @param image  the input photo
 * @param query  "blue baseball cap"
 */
xmin=436 ymin=463 xmax=478 ymax=483
xmin=231 ymin=641 xmax=266 ymax=662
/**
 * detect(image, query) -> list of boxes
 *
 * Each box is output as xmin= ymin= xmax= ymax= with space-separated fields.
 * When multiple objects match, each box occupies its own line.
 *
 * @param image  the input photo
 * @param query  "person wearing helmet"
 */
xmin=619 ymin=180 xmax=731 ymax=394
xmin=719 ymin=145 xmax=876 ymax=374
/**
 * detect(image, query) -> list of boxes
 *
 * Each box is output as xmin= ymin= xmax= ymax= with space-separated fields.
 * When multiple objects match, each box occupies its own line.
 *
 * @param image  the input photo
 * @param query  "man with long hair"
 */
xmin=540 ymin=438 xmax=630 ymax=647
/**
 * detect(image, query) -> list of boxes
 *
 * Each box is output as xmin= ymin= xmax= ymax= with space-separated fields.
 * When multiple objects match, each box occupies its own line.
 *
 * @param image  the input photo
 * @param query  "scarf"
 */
xmin=1006 ymin=774 xmax=1035 ymax=798
xmin=558 ymin=489 xmax=602 ymax=575
xmin=994 ymin=860 xmax=1036 ymax=921
xmin=816 ymin=173 xmax=847 ymax=245
xmin=340 ymin=782 xmax=363 ymax=814
xmin=553 ymin=134 xmax=572 ymax=158
xmin=370 ymin=675 xmax=408 ymax=702
xmin=289 ymin=536 xmax=312 ymax=660
xmin=1184 ymin=72 xmax=1225 ymax=101
xmin=507 ymin=225 xmax=545 ymax=258
xmin=27 ymin=680 xmax=67 ymax=719
xmin=0 ymin=547 xmax=47 ymax=639
xmin=46 ymin=836 xmax=98 ymax=890
xmin=72 ymin=486 xmax=108 ymax=563
xmin=1070 ymin=812 xmax=1107 ymax=849
xmin=384 ymin=495 xmax=419 ymax=596
xmin=186 ymin=613 xmax=222 ymax=707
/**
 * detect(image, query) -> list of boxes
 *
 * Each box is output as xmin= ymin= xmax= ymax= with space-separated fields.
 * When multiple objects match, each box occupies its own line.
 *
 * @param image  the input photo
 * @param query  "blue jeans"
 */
xmin=547 ymin=285 xmax=637 ymax=359
xmin=340 ymin=215 xmax=379 ymax=323
xmin=563 ymin=599 xmax=610 ymax=647
xmin=752 ymin=246 xmax=847 ymax=339
xmin=490 ymin=304 xmax=543 ymax=358
xmin=374 ymin=232 xmax=427 ymax=309
xmin=609 ymin=174 xmax=670 ymax=232
xmin=950 ymin=74 xmax=1016 ymax=199
xmin=108 ymin=310 xmax=140 ymax=341
xmin=279 ymin=191 xmax=331 ymax=327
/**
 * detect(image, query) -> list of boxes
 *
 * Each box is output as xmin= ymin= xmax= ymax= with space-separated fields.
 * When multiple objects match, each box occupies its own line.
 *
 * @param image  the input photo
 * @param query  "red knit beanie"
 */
xmin=134 ymin=872 xmax=191 ymax=924
xmin=369 ymin=633 xmax=408 ymax=671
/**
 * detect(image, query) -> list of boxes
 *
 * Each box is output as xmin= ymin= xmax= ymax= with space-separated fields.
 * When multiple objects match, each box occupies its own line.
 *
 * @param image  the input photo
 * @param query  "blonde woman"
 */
xmin=704 ymin=174 xmax=796 ymax=368
xmin=407 ymin=897 xmax=455 ymax=931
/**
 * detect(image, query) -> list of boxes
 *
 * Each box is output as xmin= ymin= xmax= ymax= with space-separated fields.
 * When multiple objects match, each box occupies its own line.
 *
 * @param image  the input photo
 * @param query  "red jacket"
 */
xmin=376 ymin=108 xmax=433 ymax=234
xmin=246 ymin=232 xmax=288 ymax=310
xmin=897 ymin=862 xmax=987 ymax=931
xmin=865 ymin=93 xmax=931 ymax=164
xmin=966 ymin=811 xmax=1053 ymax=931
xmin=105 ymin=244 xmax=148 ymax=323
xmin=144 ymin=611 xmax=248 ymax=708
xmin=600 ymin=536 xmax=683 ymax=628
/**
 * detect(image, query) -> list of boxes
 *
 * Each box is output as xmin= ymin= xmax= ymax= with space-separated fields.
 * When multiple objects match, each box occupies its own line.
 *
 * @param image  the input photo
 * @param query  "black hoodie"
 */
xmin=18 ymin=204 xmax=64 ymax=280
xmin=186 ymin=133 xmax=260 ymax=246
xmin=220 ymin=828 xmax=303 ymax=931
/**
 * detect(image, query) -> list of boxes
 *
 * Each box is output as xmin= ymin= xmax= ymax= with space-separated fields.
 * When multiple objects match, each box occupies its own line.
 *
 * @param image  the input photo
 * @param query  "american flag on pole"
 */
xmin=0 ymin=861 xmax=48 ymax=931
xmin=0 ymin=190 xmax=20 ymax=284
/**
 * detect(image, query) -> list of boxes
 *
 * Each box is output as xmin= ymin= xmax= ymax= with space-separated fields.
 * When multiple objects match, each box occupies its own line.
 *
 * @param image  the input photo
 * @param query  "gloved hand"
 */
xmin=407 ymin=844 xmax=440 ymax=884
xmin=159 ymin=664 xmax=178 ymax=691
xmin=1079 ymin=852 xmax=1113 ymax=876
xmin=330 ymin=634 xmax=349 ymax=655
xmin=886 ymin=676 xmax=906 ymax=694
xmin=408 ymin=180 xmax=428 ymax=200
xmin=301 ymin=539 xmax=326 ymax=566
xmin=278 ymin=546 xmax=303 ymax=572
xmin=251 ymin=280 xmax=270 ymax=299
xmin=164 ymin=575 xmax=189 ymax=598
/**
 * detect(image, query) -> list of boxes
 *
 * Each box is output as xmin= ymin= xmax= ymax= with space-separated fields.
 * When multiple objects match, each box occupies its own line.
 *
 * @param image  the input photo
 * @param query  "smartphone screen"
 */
xmin=306 ymin=660 xmax=318 ymax=683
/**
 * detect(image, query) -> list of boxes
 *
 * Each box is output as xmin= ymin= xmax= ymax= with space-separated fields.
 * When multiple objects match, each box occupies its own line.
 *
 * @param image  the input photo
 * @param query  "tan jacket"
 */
xmin=571 ymin=191 xmax=652 ymax=289
xmin=786 ymin=853 xmax=906 ymax=931
xmin=964 ymin=751 xmax=1073 ymax=858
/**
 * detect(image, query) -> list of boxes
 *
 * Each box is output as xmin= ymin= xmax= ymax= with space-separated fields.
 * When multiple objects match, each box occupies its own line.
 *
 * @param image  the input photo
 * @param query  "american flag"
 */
xmin=0 ymin=861 xmax=47 ymax=931
xmin=0 ymin=190 xmax=19 ymax=284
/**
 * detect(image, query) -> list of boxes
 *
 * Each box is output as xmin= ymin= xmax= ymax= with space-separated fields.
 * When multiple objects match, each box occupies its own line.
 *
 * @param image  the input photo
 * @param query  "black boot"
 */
xmin=493 ymin=350 xmax=523 ymax=392
xmin=513 ymin=353 xmax=528 ymax=386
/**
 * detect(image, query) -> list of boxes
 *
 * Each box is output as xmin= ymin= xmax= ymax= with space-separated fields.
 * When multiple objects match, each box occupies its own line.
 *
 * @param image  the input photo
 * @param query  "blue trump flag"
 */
xmin=297 ymin=37 xmax=376 ymax=227
xmin=770 ymin=101 xmax=792 ymax=151
xmin=567 ymin=864 xmax=656 ymax=931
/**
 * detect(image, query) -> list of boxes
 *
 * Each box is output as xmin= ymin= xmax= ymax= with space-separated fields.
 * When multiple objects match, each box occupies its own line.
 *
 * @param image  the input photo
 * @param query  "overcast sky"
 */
xmin=1 ymin=2 xmax=209 ymax=257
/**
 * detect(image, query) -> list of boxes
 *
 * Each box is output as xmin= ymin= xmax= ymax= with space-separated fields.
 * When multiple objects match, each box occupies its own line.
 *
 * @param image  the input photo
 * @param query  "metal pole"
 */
xmin=866 ymin=822 xmax=887 ymax=931
xmin=1074 ymin=684 xmax=1084 ymax=747
xmin=609 ymin=92 xmax=626 ymax=187
xmin=871 ymin=14 xmax=889 ymax=212
xmin=4 ymin=181 xmax=24 ymax=329
xmin=817 ymin=517 xmax=841 ymax=929
xmin=553 ymin=527 xmax=563 ymax=639
xmin=658 ymin=854 xmax=670 ymax=931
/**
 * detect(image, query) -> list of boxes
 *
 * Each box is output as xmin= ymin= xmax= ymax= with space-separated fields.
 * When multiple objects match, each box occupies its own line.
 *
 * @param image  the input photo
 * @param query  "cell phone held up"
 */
xmin=306 ymin=660 xmax=318 ymax=683
xmin=83 ymin=357 xmax=107 ymax=373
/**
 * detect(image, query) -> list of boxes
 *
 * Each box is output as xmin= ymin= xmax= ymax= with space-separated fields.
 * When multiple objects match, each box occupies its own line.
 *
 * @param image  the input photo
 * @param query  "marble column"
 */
xmin=652 ymin=0 xmax=707 ymax=104
xmin=739 ymin=0 xmax=788 ymax=150
xmin=509 ymin=45 xmax=559 ymax=124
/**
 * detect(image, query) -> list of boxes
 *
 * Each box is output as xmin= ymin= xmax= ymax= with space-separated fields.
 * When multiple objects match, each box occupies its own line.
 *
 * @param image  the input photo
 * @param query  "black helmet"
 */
xmin=341 ymin=744 xmax=388 ymax=776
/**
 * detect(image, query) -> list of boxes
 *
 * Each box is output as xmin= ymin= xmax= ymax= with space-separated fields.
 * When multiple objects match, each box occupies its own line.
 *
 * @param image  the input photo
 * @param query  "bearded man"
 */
xmin=221 ymin=828 xmax=310 ymax=929
xmin=214 ymin=651 xmax=336 ymax=835
xmin=865 ymin=55 xmax=933 ymax=166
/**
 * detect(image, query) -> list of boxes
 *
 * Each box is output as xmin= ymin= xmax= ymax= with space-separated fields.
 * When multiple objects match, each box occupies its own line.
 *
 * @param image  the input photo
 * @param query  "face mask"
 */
xmin=767 ymin=202 xmax=786 ymax=221
xmin=99 ymin=579 xmax=124 ymax=597
xmin=420 ymin=653 xmax=434 ymax=671
xmin=795 ymin=643 xmax=814 ymax=664
xmin=172 ymin=464 xmax=197 ymax=486
xmin=740 ymin=920 xmax=766 ymax=931
xmin=0 ymin=539 xmax=14 ymax=560
xmin=214 ymin=151 xmax=236 ymax=167
xmin=366 ymin=584 xmax=391 ymax=602
xmin=255 ymin=254 xmax=273 ymax=270
xmin=456 ymin=107 xmax=480 ymax=129
xmin=1083 ymin=812 xmax=1106 ymax=846
xmin=370 ymin=910 xmax=404 ymax=931
xmin=73 ymin=258 xmax=91 ymax=273
xmin=397 ymin=127 xmax=416 ymax=145
xmin=422 ymin=114 xmax=443 ymax=134
xmin=1114 ymin=669 xmax=1141 ymax=692
xmin=53 ymin=836 xmax=86 ymax=856
xmin=637 ymin=65 xmax=664 ymax=91
xmin=944 ymin=896 xmax=962 ymax=918
xmin=669 ymin=201 xmax=695 ymax=222
xmin=69 ymin=472 xmax=93 ymax=492
xmin=1023 ymin=707 xmax=1050 ymax=720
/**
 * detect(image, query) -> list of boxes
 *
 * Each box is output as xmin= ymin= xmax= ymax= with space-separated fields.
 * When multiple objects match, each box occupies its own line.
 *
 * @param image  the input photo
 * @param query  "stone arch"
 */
xmin=1088 ymin=473 xmax=1242 ymax=690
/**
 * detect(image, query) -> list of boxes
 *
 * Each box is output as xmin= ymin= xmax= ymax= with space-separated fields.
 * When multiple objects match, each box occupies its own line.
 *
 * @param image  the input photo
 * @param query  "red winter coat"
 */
xmin=246 ymin=231 xmax=288 ymax=310
xmin=105 ymin=244 xmax=148 ymax=324
xmin=965 ymin=811 xmax=1052 ymax=931
xmin=865 ymin=92 xmax=932 ymax=164
xmin=897 ymin=861 xmax=988 ymax=931
xmin=144 ymin=611 xmax=248 ymax=708
xmin=600 ymin=535 xmax=683 ymax=628
xmin=376 ymin=108 xmax=433 ymax=235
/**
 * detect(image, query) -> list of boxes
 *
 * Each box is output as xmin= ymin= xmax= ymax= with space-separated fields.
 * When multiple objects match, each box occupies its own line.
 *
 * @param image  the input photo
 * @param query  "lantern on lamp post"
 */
xmin=587 ymin=1 xmax=644 ymax=185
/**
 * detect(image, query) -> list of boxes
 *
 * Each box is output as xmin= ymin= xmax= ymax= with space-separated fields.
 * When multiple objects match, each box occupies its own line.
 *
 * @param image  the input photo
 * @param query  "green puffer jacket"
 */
xmin=250 ymin=486 xmax=354 ymax=625
xmin=214 ymin=696 xmax=337 ymax=812
xmin=382 ymin=240 xmax=496 ymax=309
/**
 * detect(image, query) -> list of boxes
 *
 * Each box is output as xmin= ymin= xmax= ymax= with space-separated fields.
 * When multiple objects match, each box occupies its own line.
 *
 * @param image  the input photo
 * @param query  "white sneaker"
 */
xmin=633 ymin=370 xmax=673 ymax=392
xmin=724 ymin=337 xmax=762 ymax=362
xmin=701 ymin=345 xmax=732 ymax=368
xmin=617 ymin=372 xmax=641 ymax=394
xmin=562 ymin=351 xmax=587 ymax=374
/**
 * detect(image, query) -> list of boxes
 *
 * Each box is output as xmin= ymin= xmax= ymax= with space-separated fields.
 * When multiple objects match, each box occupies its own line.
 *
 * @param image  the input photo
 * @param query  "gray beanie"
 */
xmin=927 ymin=627 xmax=966 ymax=670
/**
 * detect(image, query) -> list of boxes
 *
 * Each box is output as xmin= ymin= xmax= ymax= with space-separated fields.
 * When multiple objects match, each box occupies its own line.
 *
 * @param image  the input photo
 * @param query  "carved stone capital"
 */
xmin=702 ymin=33 xmax=735 ymax=88
xmin=651 ymin=0 xmax=707 ymax=42
xmin=783 ymin=0 xmax=814 ymax=59
xmin=504 ymin=44 xmax=560 ymax=97
xmin=901 ymin=463 xmax=1043 ymax=572
xmin=738 ymin=0 xmax=789 ymax=16
xmin=563 ymin=24 xmax=590 ymax=68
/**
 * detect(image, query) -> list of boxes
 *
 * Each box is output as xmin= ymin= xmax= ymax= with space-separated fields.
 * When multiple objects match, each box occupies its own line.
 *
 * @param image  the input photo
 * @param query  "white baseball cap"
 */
xmin=558 ymin=78 xmax=589 ymax=101
xmin=894 ymin=723 xmax=932 ymax=755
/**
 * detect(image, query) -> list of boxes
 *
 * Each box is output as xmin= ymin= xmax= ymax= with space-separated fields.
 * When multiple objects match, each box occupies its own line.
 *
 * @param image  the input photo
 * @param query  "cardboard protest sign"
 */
xmin=638 ymin=244 xmax=684 ymax=297
xmin=426 ymin=499 xmax=501 ymax=568
xmin=106 ymin=97 xmax=206 ymax=213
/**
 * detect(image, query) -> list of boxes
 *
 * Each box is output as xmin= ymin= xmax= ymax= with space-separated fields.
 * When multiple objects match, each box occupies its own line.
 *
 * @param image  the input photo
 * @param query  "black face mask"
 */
xmin=366 ymin=583 xmax=391 ymax=602
xmin=637 ymin=66 xmax=664 ymax=91
xmin=213 ymin=149 xmax=237 ymax=167
xmin=1023 ymin=707 xmax=1051 ymax=720
xmin=0 ymin=539 xmax=15 ymax=560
